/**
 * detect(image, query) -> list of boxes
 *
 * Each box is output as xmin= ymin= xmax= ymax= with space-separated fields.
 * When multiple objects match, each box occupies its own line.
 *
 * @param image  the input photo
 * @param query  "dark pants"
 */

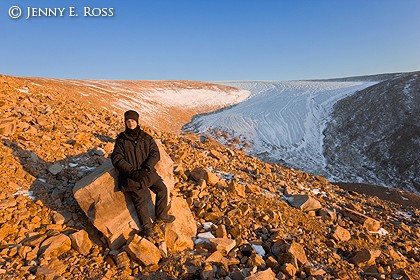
xmin=129 ymin=174 xmax=169 ymax=230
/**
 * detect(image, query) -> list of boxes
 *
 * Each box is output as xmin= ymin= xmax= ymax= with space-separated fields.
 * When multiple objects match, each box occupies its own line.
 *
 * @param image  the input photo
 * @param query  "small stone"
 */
xmin=205 ymin=250 xmax=225 ymax=263
xmin=0 ymin=223 xmax=15 ymax=240
xmin=341 ymin=207 xmax=381 ymax=232
xmin=287 ymin=194 xmax=322 ymax=212
xmin=391 ymin=274 xmax=403 ymax=279
xmin=125 ymin=235 xmax=161 ymax=266
xmin=38 ymin=234 xmax=71 ymax=259
xmin=69 ymin=230 xmax=92 ymax=256
xmin=209 ymin=238 xmax=236 ymax=255
xmin=228 ymin=181 xmax=246 ymax=198
xmin=216 ymin=225 xmax=228 ymax=238
xmin=0 ymin=199 xmax=17 ymax=209
xmin=201 ymin=264 xmax=215 ymax=280
xmin=114 ymin=251 xmax=130 ymax=268
xmin=209 ymin=149 xmax=227 ymax=161
xmin=244 ymin=268 xmax=276 ymax=280
xmin=239 ymin=203 xmax=250 ymax=216
xmin=319 ymin=207 xmax=337 ymax=222
xmin=315 ymin=175 xmax=328 ymax=185
xmin=332 ymin=226 xmax=351 ymax=242
xmin=92 ymin=147 xmax=106 ymax=156
xmin=277 ymin=253 xmax=298 ymax=269
xmin=287 ymin=241 xmax=308 ymax=266
xmin=276 ymin=271 xmax=286 ymax=280
xmin=304 ymin=266 xmax=326 ymax=276
xmin=247 ymin=253 xmax=266 ymax=269
xmin=265 ymin=256 xmax=280 ymax=272
xmin=46 ymin=224 xmax=63 ymax=231
xmin=280 ymin=263 xmax=297 ymax=277
xmin=0 ymin=119 xmax=17 ymax=136
xmin=230 ymin=224 xmax=242 ymax=238
xmin=102 ymin=270 xmax=113 ymax=279
xmin=246 ymin=184 xmax=260 ymax=194
xmin=391 ymin=269 xmax=413 ymax=280
xmin=364 ymin=218 xmax=381 ymax=232
xmin=48 ymin=163 xmax=63 ymax=175
xmin=36 ymin=266 xmax=57 ymax=280
xmin=352 ymin=249 xmax=381 ymax=267
xmin=283 ymin=186 xmax=295 ymax=196
xmin=158 ymin=242 xmax=168 ymax=258
xmin=52 ymin=212 xmax=65 ymax=225
xmin=238 ymin=244 xmax=253 ymax=258
xmin=363 ymin=265 xmax=385 ymax=279
xmin=47 ymin=257 xmax=67 ymax=274
xmin=18 ymin=245 xmax=32 ymax=259
xmin=190 ymin=167 xmax=219 ymax=186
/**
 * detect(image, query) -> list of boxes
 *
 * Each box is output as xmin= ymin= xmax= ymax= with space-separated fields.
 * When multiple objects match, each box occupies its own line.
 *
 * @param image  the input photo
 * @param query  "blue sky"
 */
xmin=1 ymin=0 xmax=419 ymax=81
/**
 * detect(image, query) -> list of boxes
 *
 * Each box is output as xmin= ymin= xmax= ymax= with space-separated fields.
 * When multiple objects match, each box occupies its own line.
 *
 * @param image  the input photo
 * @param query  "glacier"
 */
xmin=183 ymin=80 xmax=378 ymax=178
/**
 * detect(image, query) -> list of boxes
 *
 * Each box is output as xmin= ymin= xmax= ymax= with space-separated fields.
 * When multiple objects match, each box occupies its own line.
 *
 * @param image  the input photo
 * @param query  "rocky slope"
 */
xmin=324 ymin=72 xmax=420 ymax=193
xmin=0 ymin=75 xmax=419 ymax=279
xmin=0 ymin=75 xmax=249 ymax=133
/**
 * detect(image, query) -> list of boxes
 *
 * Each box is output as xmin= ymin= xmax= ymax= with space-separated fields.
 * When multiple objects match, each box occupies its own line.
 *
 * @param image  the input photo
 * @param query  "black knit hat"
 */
xmin=124 ymin=110 xmax=139 ymax=123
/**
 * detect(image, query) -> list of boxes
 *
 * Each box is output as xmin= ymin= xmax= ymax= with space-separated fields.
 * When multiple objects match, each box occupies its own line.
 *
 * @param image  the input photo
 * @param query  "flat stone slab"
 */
xmin=73 ymin=160 xmax=140 ymax=250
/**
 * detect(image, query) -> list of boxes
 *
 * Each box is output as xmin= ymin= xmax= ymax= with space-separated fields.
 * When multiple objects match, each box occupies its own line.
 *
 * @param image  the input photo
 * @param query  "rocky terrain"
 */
xmin=324 ymin=72 xmax=420 ymax=193
xmin=0 ymin=75 xmax=248 ymax=133
xmin=1 ymin=75 xmax=419 ymax=280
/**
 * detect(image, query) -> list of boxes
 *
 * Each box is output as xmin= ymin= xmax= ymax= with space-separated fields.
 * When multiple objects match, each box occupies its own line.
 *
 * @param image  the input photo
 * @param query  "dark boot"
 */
xmin=142 ymin=227 xmax=154 ymax=238
xmin=156 ymin=213 xmax=176 ymax=223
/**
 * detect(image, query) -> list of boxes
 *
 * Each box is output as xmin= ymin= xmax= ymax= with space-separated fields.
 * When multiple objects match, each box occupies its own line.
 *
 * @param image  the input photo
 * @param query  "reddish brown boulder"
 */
xmin=164 ymin=196 xmax=197 ymax=252
xmin=244 ymin=268 xmax=275 ymax=280
xmin=287 ymin=241 xmax=308 ymax=266
xmin=69 ymin=230 xmax=92 ymax=256
xmin=73 ymin=160 xmax=140 ymax=250
xmin=351 ymin=249 xmax=381 ymax=267
xmin=332 ymin=226 xmax=351 ymax=242
xmin=0 ymin=118 xmax=16 ymax=136
xmin=228 ymin=181 xmax=246 ymax=198
xmin=190 ymin=167 xmax=220 ymax=186
xmin=341 ymin=207 xmax=381 ymax=232
xmin=125 ymin=235 xmax=161 ymax=266
xmin=38 ymin=234 xmax=71 ymax=260
xmin=287 ymin=194 xmax=322 ymax=212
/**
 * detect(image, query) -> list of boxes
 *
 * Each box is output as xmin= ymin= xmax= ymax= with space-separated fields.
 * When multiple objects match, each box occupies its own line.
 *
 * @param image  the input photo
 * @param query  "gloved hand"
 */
xmin=132 ymin=169 xmax=149 ymax=182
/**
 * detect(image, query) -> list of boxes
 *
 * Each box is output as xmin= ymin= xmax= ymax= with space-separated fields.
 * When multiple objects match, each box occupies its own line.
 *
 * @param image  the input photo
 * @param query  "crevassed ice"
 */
xmin=186 ymin=80 xmax=377 ymax=178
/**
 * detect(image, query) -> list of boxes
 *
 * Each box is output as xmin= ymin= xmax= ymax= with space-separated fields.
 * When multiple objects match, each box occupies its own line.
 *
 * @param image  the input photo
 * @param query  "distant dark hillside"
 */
xmin=324 ymin=72 xmax=420 ymax=192
xmin=309 ymin=72 xmax=405 ymax=82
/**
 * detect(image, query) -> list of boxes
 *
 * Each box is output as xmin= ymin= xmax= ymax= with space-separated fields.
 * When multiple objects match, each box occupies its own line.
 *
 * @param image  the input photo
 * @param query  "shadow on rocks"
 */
xmin=93 ymin=132 xmax=115 ymax=144
xmin=1 ymin=138 xmax=107 ymax=247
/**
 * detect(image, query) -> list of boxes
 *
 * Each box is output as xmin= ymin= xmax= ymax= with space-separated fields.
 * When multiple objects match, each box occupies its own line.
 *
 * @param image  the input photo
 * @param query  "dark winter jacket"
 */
xmin=111 ymin=129 xmax=160 ymax=191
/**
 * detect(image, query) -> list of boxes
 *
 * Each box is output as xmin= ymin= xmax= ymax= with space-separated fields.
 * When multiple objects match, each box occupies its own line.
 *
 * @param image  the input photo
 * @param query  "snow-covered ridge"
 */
xmin=148 ymin=88 xmax=250 ymax=109
xmin=66 ymin=79 xmax=250 ymax=109
xmin=184 ymin=80 xmax=378 ymax=177
xmin=46 ymin=78 xmax=251 ymax=132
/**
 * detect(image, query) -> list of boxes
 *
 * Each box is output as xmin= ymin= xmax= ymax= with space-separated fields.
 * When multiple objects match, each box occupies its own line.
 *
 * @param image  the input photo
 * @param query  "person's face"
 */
xmin=125 ymin=119 xmax=138 ymax=129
